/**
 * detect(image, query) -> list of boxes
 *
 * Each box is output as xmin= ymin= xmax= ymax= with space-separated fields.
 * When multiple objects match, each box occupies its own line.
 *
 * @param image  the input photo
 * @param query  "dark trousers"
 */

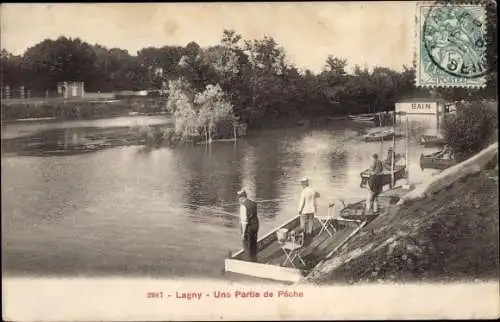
xmin=366 ymin=189 xmax=380 ymax=212
xmin=367 ymin=175 xmax=382 ymax=212
xmin=243 ymin=225 xmax=259 ymax=262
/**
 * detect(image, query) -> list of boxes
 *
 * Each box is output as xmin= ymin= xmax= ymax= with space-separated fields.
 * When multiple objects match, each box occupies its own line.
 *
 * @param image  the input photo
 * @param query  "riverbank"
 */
xmin=303 ymin=163 xmax=499 ymax=284
xmin=1 ymin=97 xmax=168 ymax=121
xmin=1 ymin=96 xmax=392 ymax=130
xmin=0 ymin=122 xmax=177 ymax=157
xmin=1 ymin=109 xmax=383 ymax=157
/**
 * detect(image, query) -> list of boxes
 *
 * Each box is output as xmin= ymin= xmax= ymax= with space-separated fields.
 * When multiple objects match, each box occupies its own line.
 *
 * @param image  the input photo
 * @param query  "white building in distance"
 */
xmin=394 ymin=98 xmax=451 ymax=138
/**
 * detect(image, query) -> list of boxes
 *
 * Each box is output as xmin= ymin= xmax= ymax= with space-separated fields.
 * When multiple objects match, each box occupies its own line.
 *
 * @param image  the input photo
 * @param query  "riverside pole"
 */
xmin=405 ymin=115 xmax=409 ymax=184
xmin=391 ymin=111 xmax=396 ymax=187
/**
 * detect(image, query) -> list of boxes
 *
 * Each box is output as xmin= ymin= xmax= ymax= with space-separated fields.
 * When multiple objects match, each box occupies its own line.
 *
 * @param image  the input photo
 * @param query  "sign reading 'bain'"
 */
xmin=395 ymin=102 xmax=439 ymax=114
xmin=411 ymin=103 xmax=432 ymax=110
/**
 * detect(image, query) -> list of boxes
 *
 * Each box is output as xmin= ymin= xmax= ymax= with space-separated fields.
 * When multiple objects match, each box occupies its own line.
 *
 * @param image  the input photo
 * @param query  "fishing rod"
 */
xmin=183 ymin=203 xmax=239 ymax=218
xmin=184 ymin=198 xmax=292 ymax=218
xmin=218 ymin=198 xmax=295 ymax=207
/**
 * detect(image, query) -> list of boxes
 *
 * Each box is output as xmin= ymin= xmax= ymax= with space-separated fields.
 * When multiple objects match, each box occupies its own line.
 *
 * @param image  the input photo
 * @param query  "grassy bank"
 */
xmin=0 ymin=120 xmax=229 ymax=157
xmin=0 ymin=122 xmax=181 ymax=157
xmin=304 ymin=164 xmax=499 ymax=284
xmin=1 ymin=97 xmax=168 ymax=121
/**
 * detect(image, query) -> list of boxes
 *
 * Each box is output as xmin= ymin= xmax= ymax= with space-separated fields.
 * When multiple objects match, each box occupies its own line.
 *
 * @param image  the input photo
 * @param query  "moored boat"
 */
xmin=359 ymin=164 xmax=406 ymax=189
xmin=363 ymin=129 xmax=394 ymax=142
xmin=420 ymin=151 xmax=456 ymax=170
xmin=360 ymin=110 xmax=408 ymax=188
xmin=419 ymin=129 xmax=446 ymax=147
xmin=349 ymin=114 xmax=376 ymax=123
xmin=224 ymin=198 xmax=394 ymax=283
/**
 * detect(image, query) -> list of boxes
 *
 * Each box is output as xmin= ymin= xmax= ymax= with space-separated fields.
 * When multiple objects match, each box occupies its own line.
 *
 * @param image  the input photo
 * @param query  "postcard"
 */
xmin=1 ymin=2 xmax=498 ymax=321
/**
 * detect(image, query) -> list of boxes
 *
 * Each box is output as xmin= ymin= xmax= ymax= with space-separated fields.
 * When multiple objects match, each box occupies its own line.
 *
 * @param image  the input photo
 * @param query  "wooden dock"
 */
xmin=224 ymin=195 xmax=401 ymax=283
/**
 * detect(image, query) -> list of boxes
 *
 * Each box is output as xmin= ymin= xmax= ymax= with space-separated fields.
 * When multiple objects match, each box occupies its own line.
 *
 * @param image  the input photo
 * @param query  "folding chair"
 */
xmin=277 ymin=229 xmax=306 ymax=268
xmin=316 ymin=199 xmax=346 ymax=237
xmin=316 ymin=213 xmax=336 ymax=237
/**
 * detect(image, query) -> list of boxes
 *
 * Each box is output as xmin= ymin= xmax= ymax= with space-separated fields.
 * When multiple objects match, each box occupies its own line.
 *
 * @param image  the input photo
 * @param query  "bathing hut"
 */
xmin=57 ymin=81 xmax=85 ymax=99
xmin=394 ymin=98 xmax=451 ymax=138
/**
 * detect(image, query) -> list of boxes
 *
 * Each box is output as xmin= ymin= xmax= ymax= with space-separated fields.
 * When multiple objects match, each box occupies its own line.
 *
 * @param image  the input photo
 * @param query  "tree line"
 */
xmin=1 ymin=29 xmax=496 ymax=127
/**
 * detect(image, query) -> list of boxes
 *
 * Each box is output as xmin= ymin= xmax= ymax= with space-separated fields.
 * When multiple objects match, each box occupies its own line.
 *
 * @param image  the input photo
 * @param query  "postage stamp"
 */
xmin=416 ymin=1 xmax=488 ymax=88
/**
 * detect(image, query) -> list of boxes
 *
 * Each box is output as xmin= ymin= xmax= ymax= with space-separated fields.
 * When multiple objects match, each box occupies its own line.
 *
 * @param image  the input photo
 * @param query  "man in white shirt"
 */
xmin=297 ymin=177 xmax=320 ymax=238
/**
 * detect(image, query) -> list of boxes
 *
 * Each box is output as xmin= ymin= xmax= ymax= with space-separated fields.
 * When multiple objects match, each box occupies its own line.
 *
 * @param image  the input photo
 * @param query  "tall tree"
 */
xmin=23 ymin=37 xmax=98 ymax=90
xmin=324 ymin=56 xmax=347 ymax=75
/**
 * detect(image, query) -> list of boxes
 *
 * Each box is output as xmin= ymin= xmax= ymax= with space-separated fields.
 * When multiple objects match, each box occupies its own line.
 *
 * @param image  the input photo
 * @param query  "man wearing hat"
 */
xmin=297 ymin=177 xmax=320 ymax=239
xmin=367 ymin=153 xmax=383 ymax=213
xmin=237 ymin=189 xmax=259 ymax=262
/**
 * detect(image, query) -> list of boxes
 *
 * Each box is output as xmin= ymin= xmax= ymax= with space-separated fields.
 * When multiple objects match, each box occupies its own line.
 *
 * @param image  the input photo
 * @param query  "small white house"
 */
xmin=57 ymin=81 xmax=85 ymax=98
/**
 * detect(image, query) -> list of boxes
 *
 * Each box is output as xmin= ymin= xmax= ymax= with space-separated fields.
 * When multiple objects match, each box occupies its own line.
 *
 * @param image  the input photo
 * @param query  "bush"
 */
xmin=167 ymin=80 xmax=236 ymax=142
xmin=444 ymin=101 xmax=498 ymax=161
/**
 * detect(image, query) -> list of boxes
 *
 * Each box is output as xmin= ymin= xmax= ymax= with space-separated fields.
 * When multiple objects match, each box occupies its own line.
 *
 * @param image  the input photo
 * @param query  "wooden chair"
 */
xmin=276 ymin=228 xmax=306 ymax=268
xmin=315 ymin=214 xmax=336 ymax=237
xmin=316 ymin=199 xmax=346 ymax=237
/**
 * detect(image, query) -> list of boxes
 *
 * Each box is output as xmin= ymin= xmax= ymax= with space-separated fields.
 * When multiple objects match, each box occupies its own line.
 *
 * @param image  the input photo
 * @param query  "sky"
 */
xmin=1 ymin=2 xmax=416 ymax=73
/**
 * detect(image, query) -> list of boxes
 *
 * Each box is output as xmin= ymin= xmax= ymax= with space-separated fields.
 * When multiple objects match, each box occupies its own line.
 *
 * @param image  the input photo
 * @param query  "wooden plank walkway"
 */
xmin=262 ymin=195 xmax=402 ymax=268
xmin=255 ymin=220 xmax=360 ymax=269
xmin=224 ymin=192 xmax=407 ymax=282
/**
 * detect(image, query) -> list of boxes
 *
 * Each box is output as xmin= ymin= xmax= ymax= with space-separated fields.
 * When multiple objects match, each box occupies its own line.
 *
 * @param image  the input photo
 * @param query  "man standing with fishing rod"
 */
xmin=237 ymin=189 xmax=259 ymax=262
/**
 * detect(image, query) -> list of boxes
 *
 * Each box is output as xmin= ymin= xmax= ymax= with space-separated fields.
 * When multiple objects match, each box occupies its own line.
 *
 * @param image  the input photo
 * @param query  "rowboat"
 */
xmin=224 ymin=198 xmax=394 ymax=283
xmin=359 ymin=164 xmax=406 ymax=189
xmin=349 ymin=114 xmax=375 ymax=123
xmin=327 ymin=116 xmax=349 ymax=121
xmin=419 ymin=135 xmax=446 ymax=147
xmin=419 ymin=129 xmax=446 ymax=147
xmin=363 ymin=129 xmax=395 ymax=142
xmin=420 ymin=151 xmax=456 ymax=170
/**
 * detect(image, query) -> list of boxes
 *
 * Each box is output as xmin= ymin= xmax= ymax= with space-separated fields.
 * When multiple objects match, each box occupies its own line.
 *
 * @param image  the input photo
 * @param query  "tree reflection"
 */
xmin=182 ymin=143 xmax=243 ymax=226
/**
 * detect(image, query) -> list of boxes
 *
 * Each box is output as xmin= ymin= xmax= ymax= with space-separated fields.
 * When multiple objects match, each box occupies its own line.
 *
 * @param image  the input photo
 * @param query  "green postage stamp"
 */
xmin=416 ymin=1 xmax=489 ymax=88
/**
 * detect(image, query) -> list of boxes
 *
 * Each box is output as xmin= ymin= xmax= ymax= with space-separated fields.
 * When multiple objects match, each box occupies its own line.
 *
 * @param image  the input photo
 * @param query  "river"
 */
xmin=1 ymin=115 xmax=439 ymax=278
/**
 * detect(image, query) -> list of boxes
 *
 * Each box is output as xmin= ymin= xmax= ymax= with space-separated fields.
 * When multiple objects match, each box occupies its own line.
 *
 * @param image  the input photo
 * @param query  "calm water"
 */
xmin=1 ymin=116 xmax=438 ymax=278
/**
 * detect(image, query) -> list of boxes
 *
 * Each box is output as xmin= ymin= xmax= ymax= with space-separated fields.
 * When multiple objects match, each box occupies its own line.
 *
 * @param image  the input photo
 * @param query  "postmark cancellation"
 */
xmin=416 ymin=1 xmax=489 ymax=88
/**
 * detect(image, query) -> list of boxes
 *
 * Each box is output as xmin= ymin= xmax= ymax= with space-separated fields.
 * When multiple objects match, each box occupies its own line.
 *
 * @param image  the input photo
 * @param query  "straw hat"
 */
xmin=236 ymin=189 xmax=247 ymax=197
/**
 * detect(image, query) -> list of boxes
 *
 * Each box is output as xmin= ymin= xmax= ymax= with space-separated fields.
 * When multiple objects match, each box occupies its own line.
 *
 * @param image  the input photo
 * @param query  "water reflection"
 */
xmin=2 ymin=115 xmax=172 ymax=157
xmin=250 ymin=137 xmax=283 ymax=220
xmin=1 ymin=115 xmax=171 ymax=140
xmin=182 ymin=143 xmax=243 ymax=228
xmin=2 ymin=119 xmax=441 ymax=277
xmin=2 ymin=127 xmax=114 ymax=157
